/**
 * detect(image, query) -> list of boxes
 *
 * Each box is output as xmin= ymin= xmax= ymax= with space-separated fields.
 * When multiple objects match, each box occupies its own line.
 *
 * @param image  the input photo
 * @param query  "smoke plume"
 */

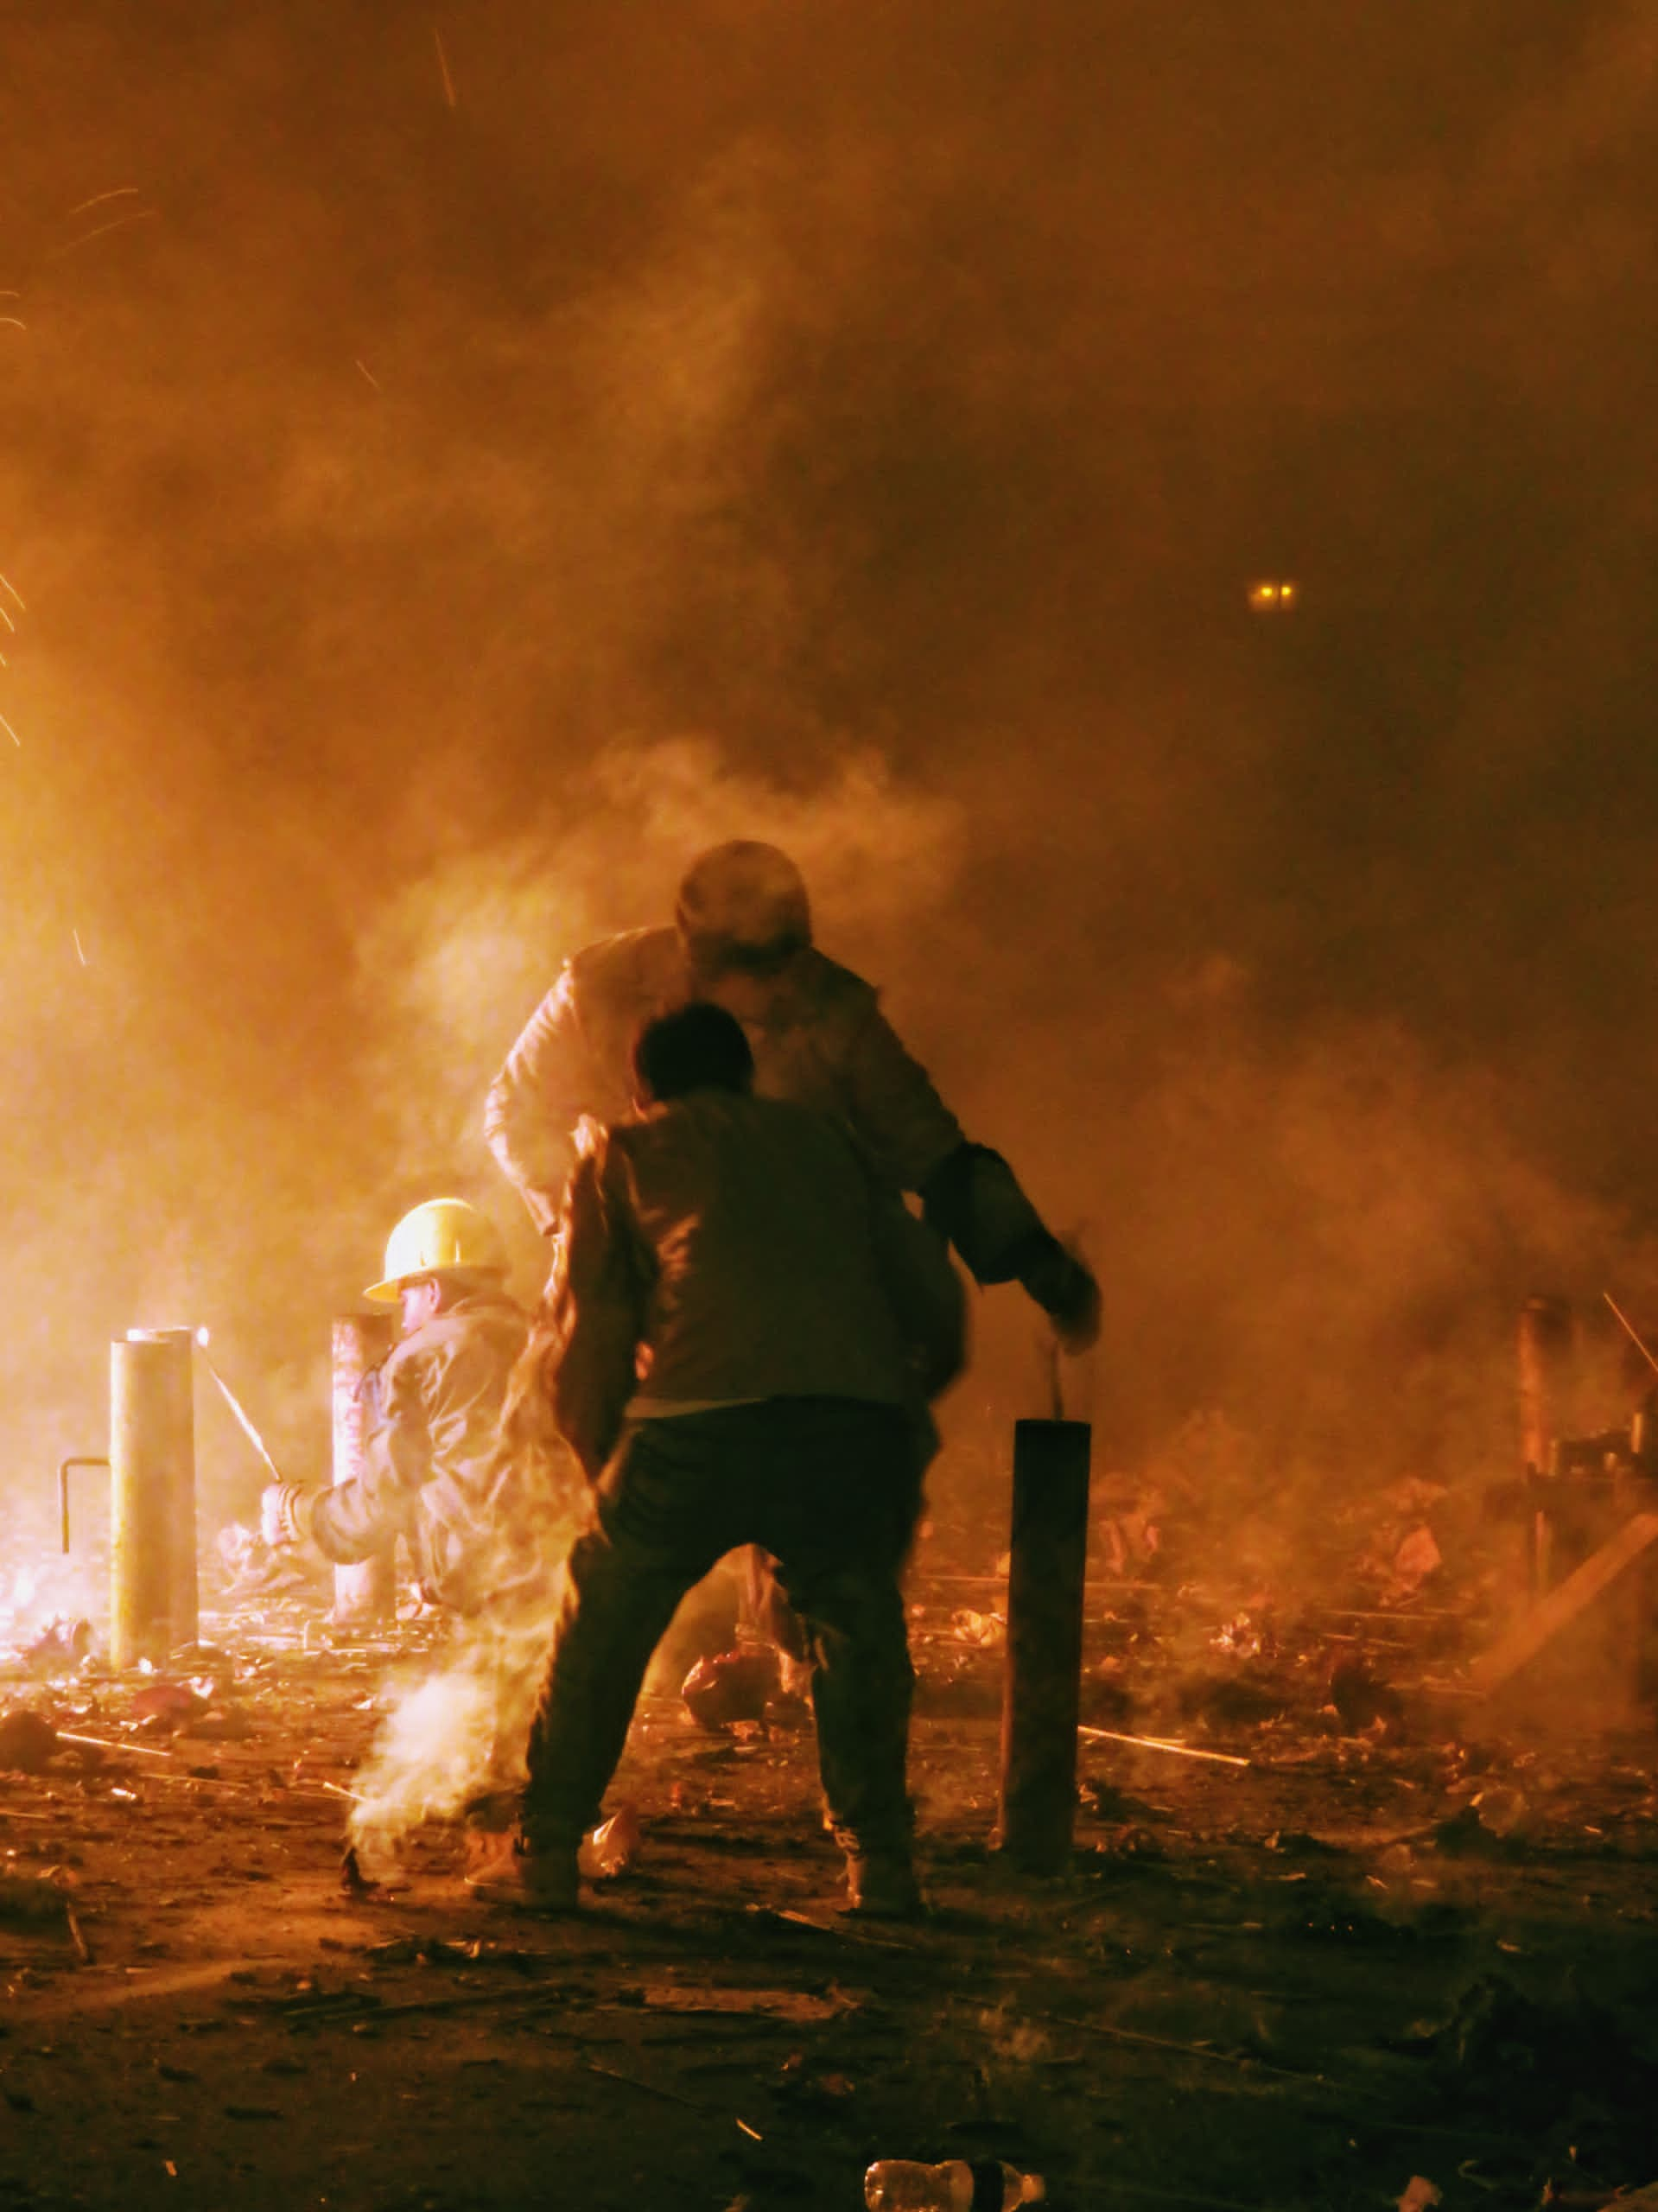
xmin=3 ymin=3 xmax=1658 ymax=1585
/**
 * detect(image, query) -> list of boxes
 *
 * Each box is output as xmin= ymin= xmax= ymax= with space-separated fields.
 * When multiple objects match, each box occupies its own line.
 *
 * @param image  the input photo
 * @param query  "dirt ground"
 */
xmin=4 ymin=1578 xmax=1658 ymax=2212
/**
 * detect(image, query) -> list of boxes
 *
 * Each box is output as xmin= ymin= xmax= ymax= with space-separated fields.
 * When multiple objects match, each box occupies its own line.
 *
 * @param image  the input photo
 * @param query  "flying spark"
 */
xmin=0 ymin=575 xmax=23 ymax=613
xmin=49 ymin=207 xmax=160 ymax=260
xmin=72 ymin=931 xmax=87 ymax=967
xmin=0 ymin=607 xmax=15 ymax=633
xmin=433 ymin=26 xmax=457 ymax=108
xmin=354 ymin=359 xmax=382 ymax=391
xmin=1 ymin=712 xmax=20 ymax=747
xmin=66 ymin=187 xmax=139 ymax=219
xmin=0 ymin=319 xmax=25 ymax=333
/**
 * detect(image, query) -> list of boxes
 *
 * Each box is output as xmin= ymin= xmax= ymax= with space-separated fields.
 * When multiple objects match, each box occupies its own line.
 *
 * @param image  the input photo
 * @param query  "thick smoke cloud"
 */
xmin=3 ymin=3 xmax=1658 ymax=1551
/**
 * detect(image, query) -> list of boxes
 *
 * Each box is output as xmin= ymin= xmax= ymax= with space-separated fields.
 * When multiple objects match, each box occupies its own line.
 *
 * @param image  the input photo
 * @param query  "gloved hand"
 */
xmin=1018 ymin=1236 xmax=1101 ymax=1354
xmin=260 ymin=1482 xmax=313 ymax=1548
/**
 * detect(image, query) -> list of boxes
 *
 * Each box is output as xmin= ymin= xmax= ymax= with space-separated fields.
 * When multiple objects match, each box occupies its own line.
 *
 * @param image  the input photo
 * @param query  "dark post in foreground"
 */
xmin=997 ymin=1416 xmax=1092 ymax=1872
xmin=331 ymin=1313 xmax=398 ymax=1625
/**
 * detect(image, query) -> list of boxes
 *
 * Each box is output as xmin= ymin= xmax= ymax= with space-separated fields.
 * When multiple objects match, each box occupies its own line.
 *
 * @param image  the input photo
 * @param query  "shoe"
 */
xmin=843 ymin=1851 xmax=924 ymax=1920
xmin=466 ymin=1837 xmax=581 ymax=1913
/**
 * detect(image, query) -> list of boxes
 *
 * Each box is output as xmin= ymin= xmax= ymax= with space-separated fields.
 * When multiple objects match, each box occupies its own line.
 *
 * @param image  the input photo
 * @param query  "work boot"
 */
xmin=842 ymin=1849 xmax=924 ymax=1921
xmin=466 ymin=1835 xmax=581 ymax=1913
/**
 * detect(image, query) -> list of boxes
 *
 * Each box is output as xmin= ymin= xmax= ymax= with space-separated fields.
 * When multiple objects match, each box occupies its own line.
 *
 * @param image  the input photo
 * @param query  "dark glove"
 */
xmin=1017 ymin=1235 xmax=1101 ymax=1354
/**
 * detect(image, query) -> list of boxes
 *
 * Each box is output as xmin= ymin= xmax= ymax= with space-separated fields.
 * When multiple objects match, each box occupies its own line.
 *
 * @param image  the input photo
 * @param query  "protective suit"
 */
xmin=283 ymin=1287 xmax=537 ymax=1613
xmin=485 ymin=843 xmax=1097 ymax=1345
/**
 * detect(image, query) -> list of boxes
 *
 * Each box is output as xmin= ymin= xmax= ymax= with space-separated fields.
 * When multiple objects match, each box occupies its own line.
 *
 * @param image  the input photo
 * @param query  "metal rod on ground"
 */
xmin=110 ymin=1332 xmax=197 ymax=1667
xmin=331 ymin=1313 xmax=398 ymax=1624
xmin=54 ymin=1730 xmax=178 ymax=1760
xmin=997 ymin=1413 xmax=1091 ymax=1872
xmin=1078 ymin=1726 xmax=1250 ymax=1770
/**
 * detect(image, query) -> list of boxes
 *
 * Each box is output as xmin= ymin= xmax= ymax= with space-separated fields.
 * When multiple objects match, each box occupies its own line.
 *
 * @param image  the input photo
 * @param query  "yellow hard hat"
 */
xmin=365 ymin=1198 xmax=507 ymax=1303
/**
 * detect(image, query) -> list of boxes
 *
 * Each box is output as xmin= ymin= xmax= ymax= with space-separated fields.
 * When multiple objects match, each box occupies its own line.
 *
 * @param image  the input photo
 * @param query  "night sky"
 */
xmin=4 ymin=3 xmax=1657 ymax=1511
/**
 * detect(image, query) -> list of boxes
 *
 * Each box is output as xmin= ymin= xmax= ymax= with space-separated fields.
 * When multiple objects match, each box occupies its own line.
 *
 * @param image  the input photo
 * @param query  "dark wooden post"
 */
xmin=997 ymin=1417 xmax=1091 ymax=1872
xmin=1518 ymin=1295 xmax=1574 ymax=1595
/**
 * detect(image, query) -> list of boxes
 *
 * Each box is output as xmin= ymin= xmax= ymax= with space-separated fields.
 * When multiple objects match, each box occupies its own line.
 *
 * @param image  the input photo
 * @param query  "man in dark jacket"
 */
xmin=476 ymin=1002 xmax=963 ymax=1918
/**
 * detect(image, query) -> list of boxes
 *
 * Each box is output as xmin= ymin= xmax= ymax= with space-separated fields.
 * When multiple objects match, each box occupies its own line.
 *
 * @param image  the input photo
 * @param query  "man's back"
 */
xmin=485 ymin=925 xmax=965 ymax=1230
xmin=619 ymin=1090 xmax=911 ymax=1407
xmin=551 ymin=1090 xmax=960 ymax=1478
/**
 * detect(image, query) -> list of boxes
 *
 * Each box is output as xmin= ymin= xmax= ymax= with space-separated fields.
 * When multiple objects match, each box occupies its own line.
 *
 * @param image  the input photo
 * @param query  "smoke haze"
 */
xmin=4 ymin=3 xmax=1658 ymax=1541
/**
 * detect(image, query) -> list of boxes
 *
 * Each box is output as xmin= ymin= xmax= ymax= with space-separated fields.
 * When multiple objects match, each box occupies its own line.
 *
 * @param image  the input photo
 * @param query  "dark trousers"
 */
xmin=522 ymin=1398 xmax=920 ymax=1858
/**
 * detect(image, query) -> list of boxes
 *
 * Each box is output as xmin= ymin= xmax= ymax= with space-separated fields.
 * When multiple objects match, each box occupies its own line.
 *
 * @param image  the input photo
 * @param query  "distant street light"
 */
xmin=1248 ymin=580 xmax=1299 ymax=612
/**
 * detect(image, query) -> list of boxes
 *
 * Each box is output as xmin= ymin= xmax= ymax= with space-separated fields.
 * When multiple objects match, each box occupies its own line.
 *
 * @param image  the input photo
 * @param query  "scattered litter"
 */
xmin=0 ymin=1709 xmax=60 ymax=1774
xmin=0 ymin=1867 xmax=74 ymax=1923
xmin=1327 ymin=1657 xmax=1406 ymax=1733
xmin=682 ymin=1648 xmax=779 ymax=1730
xmin=19 ymin=1619 xmax=93 ymax=1674
xmin=130 ymin=1683 xmax=210 ymax=1727
xmin=580 ymin=1802 xmax=642 ymax=1880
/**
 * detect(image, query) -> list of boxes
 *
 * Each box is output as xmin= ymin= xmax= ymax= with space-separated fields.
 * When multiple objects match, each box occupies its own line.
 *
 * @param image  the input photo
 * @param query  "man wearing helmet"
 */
xmin=261 ymin=1198 xmax=537 ymax=1613
xmin=486 ymin=840 xmax=1099 ymax=1347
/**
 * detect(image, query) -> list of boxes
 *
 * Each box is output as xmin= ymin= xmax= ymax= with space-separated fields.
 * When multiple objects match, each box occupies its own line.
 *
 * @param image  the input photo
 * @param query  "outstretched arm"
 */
xmin=264 ymin=1357 xmax=429 ymax=1562
xmin=842 ymin=998 xmax=1099 ymax=1348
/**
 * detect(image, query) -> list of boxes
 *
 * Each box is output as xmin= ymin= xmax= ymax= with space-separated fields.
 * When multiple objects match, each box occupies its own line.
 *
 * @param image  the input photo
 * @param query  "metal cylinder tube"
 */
xmin=331 ymin=1313 xmax=398 ymax=1625
xmin=997 ymin=1416 xmax=1092 ymax=1873
xmin=110 ymin=1332 xmax=197 ymax=1667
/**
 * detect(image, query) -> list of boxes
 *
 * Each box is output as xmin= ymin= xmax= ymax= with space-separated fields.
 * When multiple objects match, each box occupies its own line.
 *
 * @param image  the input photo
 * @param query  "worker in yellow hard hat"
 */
xmin=262 ymin=1198 xmax=541 ymax=1612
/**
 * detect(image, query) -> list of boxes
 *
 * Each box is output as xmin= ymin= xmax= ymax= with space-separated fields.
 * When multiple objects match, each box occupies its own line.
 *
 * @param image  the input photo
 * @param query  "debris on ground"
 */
xmin=580 ymin=1802 xmax=643 ymax=1879
xmin=0 ymin=1707 xmax=60 ymax=1773
xmin=683 ymin=1645 xmax=781 ymax=1729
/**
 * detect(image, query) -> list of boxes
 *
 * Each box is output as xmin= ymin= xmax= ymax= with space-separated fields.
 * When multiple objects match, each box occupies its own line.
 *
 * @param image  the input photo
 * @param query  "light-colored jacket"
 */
xmin=486 ymin=927 xmax=969 ymax=1236
xmin=547 ymin=1090 xmax=966 ymax=1482
xmin=307 ymin=1289 xmax=536 ymax=1611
